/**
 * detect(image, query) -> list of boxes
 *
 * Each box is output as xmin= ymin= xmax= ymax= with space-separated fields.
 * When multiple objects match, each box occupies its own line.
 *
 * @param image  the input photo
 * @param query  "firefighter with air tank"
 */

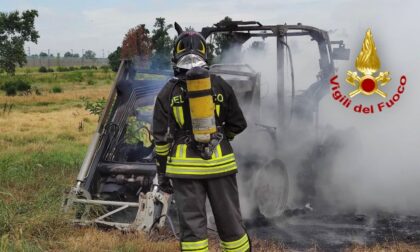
xmin=152 ymin=23 xmax=251 ymax=252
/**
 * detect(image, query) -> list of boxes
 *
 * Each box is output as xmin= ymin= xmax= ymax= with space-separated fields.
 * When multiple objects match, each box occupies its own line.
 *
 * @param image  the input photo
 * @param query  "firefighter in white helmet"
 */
xmin=152 ymin=22 xmax=250 ymax=252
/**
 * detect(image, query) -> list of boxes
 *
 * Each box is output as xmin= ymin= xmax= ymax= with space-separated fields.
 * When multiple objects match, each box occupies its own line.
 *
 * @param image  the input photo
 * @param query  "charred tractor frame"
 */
xmin=63 ymin=20 xmax=349 ymax=231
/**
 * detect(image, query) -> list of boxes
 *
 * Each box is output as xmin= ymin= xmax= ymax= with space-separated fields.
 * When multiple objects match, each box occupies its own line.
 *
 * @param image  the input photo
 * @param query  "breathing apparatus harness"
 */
xmin=170 ymin=128 xmax=224 ymax=160
xmin=165 ymin=69 xmax=224 ymax=160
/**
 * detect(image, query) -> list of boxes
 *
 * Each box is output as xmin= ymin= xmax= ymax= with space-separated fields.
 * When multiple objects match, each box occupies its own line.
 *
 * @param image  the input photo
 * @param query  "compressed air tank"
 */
xmin=186 ymin=67 xmax=216 ymax=143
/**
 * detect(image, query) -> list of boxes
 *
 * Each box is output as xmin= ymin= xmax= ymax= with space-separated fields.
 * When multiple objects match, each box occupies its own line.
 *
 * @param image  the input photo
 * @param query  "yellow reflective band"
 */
xmin=216 ymin=144 xmax=222 ymax=157
xmin=182 ymin=248 xmax=208 ymax=252
xmin=212 ymin=144 xmax=221 ymax=158
xmin=166 ymin=162 xmax=237 ymax=175
xmin=156 ymin=143 xmax=170 ymax=156
xmin=156 ymin=150 xmax=169 ymax=156
xmin=156 ymin=144 xmax=170 ymax=151
xmin=173 ymin=107 xmax=180 ymax=127
xmin=169 ymin=153 xmax=235 ymax=166
xmin=168 ymin=160 xmax=235 ymax=170
xmin=199 ymin=41 xmax=206 ymax=55
xmin=174 ymin=144 xmax=187 ymax=158
xmin=181 ymin=244 xmax=208 ymax=250
xmin=181 ymin=239 xmax=209 ymax=250
xmin=176 ymin=145 xmax=182 ymax=158
xmin=178 ymin=106 xmax=184 ymax=126
xmin=216 ymin=104 xmax=220 ymax=117
xmin=167 ymin=152 xmax=237 ymax=175
xmin=226 ymin=242 xmax=249 ymax=252
xmin=221 ymin=234 xmax=249 ymax=249
xmin=168 ymin=160 xmax=235 ymax=169
xmin=156 ymin=144 xmax=169 ymax=151
xmin=167 ymin=160 xmax=236 ymax=169
xmin=173 ymin=106 xmax=185 ymax=127
xmin=211 ymin=144 xmax=217 ymax=159
xmin=167 ymin=158 xmax=236 ymax=171
xmin=182 ymin=144 xmax=187 ymax=158
xmin=156 ymin=150 xmax=169 ymax=155
xmin=176 ymin=41 xmax=186 ymax=54
xmin=168 ymin=158 xmax=235 ymax=169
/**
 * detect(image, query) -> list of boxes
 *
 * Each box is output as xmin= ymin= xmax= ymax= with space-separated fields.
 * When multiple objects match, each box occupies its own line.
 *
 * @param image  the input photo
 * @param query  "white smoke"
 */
xmin=214 ymin=0 xmax=420 ymax=216
xmin=317 ymin=0 xmax=420 ymax=214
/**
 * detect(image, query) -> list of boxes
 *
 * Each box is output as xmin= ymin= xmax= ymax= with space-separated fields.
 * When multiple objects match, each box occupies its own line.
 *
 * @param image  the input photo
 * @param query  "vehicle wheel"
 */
xmin=253 ymin=158 xmax=289 ymax=218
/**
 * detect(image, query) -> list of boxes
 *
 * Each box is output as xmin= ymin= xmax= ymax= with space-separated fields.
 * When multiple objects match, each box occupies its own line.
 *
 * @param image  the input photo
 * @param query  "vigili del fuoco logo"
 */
xmin=330 ymin=29 xmax=407 ymax=114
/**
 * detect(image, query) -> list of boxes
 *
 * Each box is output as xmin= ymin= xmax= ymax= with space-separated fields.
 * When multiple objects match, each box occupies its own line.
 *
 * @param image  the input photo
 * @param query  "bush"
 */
xmin=80 ymin=66 xmax=91 ymax=70
xmin=4 ymin=84 xmax=17 ymax=96
xmin=68 ymin=66 xmax=78 ymax=71
xmin=51 ymin=86 xmax=62 ymax=93
xmin=100 ymin=65 xmax=110 ymax=73
xmin=87 ymin=79 xmax=96 ymax=85
xmin=83 ymin=97 xmax=106 ymax=116
xmin=38 ymin=66 xmax=48 ymax=73
xmin=15 ymin=80 xmax=31 ymax=92
xmin=57 ymin=66 xmax=69 ymax=72
xmin=67 ymin=71 xmax=84 ymax=82
xmin=90 ymin=65 xmax=98 ymax=70
xmin=1 ymin=79 xmax=31 ymax=96
xmin=85 ymin=71 xmax=94 ymax=78
xmin=47 ymin=68 xmax=54 ymax=72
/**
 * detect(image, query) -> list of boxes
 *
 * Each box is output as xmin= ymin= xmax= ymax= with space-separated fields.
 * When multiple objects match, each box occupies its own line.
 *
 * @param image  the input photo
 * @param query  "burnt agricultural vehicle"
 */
xmin=63 ymin=20 xmax=349 ymax=231
xmin=203 ymin=21 xmax=350 ymax=217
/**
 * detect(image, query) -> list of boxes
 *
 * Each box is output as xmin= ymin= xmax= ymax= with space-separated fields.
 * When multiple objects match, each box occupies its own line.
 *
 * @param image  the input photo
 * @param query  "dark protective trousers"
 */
xmin=172 ymin=174 xmax=250 ymax=252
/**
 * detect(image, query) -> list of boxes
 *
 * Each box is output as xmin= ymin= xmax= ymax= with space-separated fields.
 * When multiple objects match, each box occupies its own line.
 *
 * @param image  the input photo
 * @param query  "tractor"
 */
xmin=63 ymin=20 xmax=349 ymax=232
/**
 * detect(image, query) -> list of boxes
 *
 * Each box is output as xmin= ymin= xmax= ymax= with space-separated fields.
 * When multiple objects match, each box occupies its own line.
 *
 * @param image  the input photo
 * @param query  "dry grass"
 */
xmin=59 ymin=228 xmax=179 ymax=252
xmin=0 ymin=107 xmax=97 ymax=148
xmin=1 ymin=70 xmax=419 ymax=252
xmin=346 ymin=243 xmax=420 ymax=252
xmin=57 ymin=232 xmax=420 ymax=252
xmin=2 ymin=225 xmax=287 ymax=251
xmin=0 ymin=85 xmax=110 ymax=113
xmin=57 ymin=229 xmax=285 ymax=252
xmin=0 ymin=85 xmax=109 ymax=105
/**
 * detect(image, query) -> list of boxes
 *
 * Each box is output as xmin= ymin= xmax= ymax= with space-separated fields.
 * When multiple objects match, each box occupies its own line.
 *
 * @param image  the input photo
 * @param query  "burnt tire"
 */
xmin=253 ymin=158 xmax=289 ymax=218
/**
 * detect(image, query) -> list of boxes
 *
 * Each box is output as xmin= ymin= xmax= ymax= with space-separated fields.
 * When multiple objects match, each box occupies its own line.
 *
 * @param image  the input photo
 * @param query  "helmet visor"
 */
xmin=175 ymin=54 xmax=207 ymax=70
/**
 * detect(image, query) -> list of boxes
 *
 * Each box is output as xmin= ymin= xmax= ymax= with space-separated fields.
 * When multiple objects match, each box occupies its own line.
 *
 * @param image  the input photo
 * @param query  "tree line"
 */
xmin=29 ymin=50 xmax=97 ymax=59
xmin=0 ymin=9 xmax=234 ymax=75
xmin=108 ymin=16 xmax=235 ymax=72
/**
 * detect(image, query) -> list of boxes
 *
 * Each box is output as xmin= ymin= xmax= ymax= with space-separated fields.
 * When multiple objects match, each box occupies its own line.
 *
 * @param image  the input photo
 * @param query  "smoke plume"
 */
xmin=216 ymin=0 xmax=420 ymax=217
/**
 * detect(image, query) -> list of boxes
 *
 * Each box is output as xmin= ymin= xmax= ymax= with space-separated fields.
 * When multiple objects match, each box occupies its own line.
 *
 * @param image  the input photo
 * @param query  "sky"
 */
xmin=0 ymin=0 xmax=397 ymax=57
xmin=1 ymin=0 xmax=417 ymax=57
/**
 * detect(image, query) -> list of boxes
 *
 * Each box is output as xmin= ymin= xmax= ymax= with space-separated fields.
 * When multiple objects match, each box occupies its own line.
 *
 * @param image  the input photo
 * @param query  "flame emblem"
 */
xmin=346 ymin=29 xmax=391 ymax=98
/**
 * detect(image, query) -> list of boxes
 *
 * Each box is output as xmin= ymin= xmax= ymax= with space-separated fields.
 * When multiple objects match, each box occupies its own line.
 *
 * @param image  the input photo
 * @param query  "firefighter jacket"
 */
xmin=153 ymin=75 xmax=247 ymax=179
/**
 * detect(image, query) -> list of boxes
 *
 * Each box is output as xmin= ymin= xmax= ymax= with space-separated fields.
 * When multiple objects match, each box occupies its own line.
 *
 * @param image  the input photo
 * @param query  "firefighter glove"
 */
xmin=158 ymin=173 xmax=173 ymax=194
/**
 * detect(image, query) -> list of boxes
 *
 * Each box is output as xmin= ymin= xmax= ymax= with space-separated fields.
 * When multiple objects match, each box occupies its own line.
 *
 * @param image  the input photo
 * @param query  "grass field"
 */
xmin=0 ymin=68 xmax=418 ymax=251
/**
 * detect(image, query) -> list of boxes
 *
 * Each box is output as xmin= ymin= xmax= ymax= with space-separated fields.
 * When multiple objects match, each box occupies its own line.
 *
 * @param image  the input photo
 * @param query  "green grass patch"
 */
xmin=0 ymin=137 xmax=87 ymax=249
xmin=0 ymin=68 xmax=115 ymax=90
xmin=51 ymin=86 xmax=63 ymax=93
